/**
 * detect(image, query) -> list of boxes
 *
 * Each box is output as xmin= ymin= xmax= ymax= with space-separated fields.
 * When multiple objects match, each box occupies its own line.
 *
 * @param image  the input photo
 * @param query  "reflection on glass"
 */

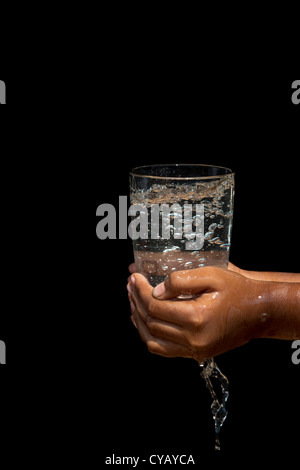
xmin=129 ymin=164 xmax=235 ymax=451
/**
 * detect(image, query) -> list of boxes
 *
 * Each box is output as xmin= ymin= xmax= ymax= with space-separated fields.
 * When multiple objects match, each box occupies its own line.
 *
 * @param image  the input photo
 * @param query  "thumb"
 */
xmin=152 ymin=267 xmax=219 ymax=300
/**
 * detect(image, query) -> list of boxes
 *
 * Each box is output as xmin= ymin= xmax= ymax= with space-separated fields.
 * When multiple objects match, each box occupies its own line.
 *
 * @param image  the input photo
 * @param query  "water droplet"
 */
xmin=163 ymin=246 xmax=181 ymax=253
xmin=208 ymin=237 xmax=220 ymax=244
xmin=184 ymin=233 xmax=196 ymax=240
xmin=204 ymin=231 xmax=214 ymax=240
xmin=261 ymin=313 xmax=269 ymax=322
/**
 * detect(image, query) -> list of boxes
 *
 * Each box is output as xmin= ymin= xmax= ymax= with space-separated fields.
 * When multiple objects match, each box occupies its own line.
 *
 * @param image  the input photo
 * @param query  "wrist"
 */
xmin=245 ymin=279 xmax=273 ymax=340
xmin=263 ymin=282 xmax=300 ymax=339
xmin=248 ymin=280 xmax=300 ymax=340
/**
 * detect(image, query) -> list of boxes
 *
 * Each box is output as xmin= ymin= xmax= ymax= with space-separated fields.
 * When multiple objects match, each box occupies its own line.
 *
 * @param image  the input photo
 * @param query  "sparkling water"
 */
xmin=130 ymin=173 xmax=234 ymax=450
xmin=131 ymin=175 xmax=234 ymax=286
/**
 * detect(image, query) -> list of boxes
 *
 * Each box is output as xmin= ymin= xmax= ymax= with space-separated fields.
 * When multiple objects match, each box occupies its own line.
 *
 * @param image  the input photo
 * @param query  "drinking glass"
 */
xmin=129 ymin=164 xmax=235 ymax=450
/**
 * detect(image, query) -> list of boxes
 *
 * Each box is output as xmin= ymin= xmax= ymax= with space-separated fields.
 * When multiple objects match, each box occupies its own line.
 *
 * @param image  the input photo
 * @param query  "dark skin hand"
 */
xmin=127 ymin=263 xmax=300 ymax=363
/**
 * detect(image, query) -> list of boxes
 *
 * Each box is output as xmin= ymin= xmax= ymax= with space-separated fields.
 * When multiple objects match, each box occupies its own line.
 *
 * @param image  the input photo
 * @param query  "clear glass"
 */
xmin=129 ymin=163 xmax=235 ymax=450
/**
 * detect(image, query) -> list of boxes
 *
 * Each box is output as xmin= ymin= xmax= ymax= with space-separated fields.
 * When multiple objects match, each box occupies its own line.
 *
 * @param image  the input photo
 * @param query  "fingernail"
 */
xmin=153 ymin=282 xmax=166 ymax=298
xmin=127 ymin=283 xmax=132 ymax=295
xmin=130 ymin=275 xmax=136 ymax=286
xmin=130 ymin=299 xmax=136 ymax=312
xmin=131 ymin=315 xmax=137 ymax=328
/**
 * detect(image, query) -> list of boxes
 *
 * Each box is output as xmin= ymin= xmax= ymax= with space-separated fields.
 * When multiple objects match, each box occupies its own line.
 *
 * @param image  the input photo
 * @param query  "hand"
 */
xmin=127 ymin=266 xmax=268 ymax=362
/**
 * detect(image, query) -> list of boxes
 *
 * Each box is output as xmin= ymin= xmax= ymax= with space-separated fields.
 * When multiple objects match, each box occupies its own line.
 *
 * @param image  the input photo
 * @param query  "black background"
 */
xmin=0 ymin=20 xmax=299 ymax=465
xmin=96 ymin=74 xmax=299 ymax=464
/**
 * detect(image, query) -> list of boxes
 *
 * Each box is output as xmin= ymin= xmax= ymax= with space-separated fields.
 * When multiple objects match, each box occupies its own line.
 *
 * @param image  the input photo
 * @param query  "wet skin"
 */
xmin=127 ymin=263 xmax=300 ymax=362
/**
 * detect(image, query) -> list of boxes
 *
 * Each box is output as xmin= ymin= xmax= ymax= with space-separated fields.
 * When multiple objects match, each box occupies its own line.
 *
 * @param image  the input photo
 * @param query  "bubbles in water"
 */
xmin=205 ymin=231 xmax=214 ymax=240
xmin=184 ymin=233 xmax=197 ymax=240
xmin=131 ymin=173 xmax=234 ymax=451
xmin=163 ymin=246 xmax=181 ymax=253
xmin=209 ymin=237 xmax=221 ymax=244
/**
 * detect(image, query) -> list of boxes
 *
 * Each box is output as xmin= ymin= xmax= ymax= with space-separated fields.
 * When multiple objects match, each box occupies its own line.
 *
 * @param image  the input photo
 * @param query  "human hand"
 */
xmin=127 ymin=266 xmax=269 ymax=362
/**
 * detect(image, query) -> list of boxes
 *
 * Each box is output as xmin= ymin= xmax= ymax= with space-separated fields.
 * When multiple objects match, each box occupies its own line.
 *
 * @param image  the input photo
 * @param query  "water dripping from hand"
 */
xmin=199 ymin=358 xmax=229 ymax=451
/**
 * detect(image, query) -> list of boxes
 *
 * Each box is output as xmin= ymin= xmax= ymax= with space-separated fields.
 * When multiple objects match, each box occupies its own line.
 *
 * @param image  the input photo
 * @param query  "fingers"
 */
xmin=228 ymin=262 xmax=242 ymax=275
xmin=135 ymin=305 xmax=190 ymax=348
xmin=228 ymin=262 xmax=238 ymax=272
xmin=131 ymin=303 xmax=193 ymax=359
xmin=127 ymin=272 xmax=209 ymax=360
xmin=152 ymin=267 xmax=221 ymax=300
xmin=128 ymin=273 xmax=153 ymax=322
xmin=127 ymin=274 xmax=198 ymax=346
xmin=128 ymin=263 xmax=136 ymax=274
xmin=129 ymin=273 xmax=198 ymax=326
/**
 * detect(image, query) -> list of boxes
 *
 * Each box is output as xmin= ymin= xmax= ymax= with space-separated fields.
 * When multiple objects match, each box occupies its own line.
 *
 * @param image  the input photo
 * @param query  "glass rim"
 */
xmin=129 ymin=164 xmax=234 ymax=180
